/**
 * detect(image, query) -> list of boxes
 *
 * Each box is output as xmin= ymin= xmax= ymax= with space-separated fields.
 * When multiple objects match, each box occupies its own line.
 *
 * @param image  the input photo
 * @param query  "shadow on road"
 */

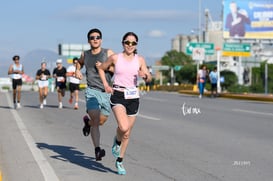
xmin=36 ymin=142 xmax=116 ymax=174
xmin=23 ymin=104 xmax=72 ymax=109
xmin=0 ymin=105 xmax=13 ymax=109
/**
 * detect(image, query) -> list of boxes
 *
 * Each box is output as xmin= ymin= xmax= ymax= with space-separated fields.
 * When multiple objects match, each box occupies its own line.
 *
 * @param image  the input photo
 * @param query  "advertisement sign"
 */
xmin=222 ymin=43 xmax=251 ymax=56
xmin=223 ymin=0 xmax=273 ymax=39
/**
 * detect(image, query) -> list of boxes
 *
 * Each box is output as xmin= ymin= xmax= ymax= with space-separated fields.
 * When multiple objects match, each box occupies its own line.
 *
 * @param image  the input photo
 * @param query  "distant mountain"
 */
xmin=0 ymin=49 xmax=161 ymax=78
xmin=0 ymin=55 xmax=12 ymax=77
xmin=0 ymin=49 xmax=63 ymax=78
xmin=22 ymin=49 xmax=61 ymax=78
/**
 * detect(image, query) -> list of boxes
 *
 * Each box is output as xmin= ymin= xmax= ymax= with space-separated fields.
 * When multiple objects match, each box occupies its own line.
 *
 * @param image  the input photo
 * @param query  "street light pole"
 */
xmin=196 ymin=0 xmax=202 ymax=77
xmin=199 ymin=0 xmax=202 ymax=43
xmin=265 ymin=61 xmax=268 ymax=94
xmin=216 ymin=48 xmax=221 ymax=94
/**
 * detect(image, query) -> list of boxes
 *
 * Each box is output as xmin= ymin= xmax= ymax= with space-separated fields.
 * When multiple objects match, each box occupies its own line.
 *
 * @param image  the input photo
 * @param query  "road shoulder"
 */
xmin=0 ymin=92 xmax=44 ymax=181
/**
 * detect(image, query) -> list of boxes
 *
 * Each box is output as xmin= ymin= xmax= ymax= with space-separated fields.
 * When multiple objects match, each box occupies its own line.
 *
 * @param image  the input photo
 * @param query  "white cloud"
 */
xmin=58 ymin=6 xmax=195 ymax=22
xmin=147 ymin=30 xmax=165 ymax=38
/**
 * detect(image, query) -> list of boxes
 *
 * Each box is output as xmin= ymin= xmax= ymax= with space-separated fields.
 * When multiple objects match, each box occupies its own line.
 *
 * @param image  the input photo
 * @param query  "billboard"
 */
xmin=223 ymin=0 xmax=273 ymax=39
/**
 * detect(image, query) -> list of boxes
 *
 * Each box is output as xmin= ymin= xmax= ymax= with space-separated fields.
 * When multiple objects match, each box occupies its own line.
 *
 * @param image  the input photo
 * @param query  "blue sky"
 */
xmin=0 ymin=0 xmax=222 ymax=66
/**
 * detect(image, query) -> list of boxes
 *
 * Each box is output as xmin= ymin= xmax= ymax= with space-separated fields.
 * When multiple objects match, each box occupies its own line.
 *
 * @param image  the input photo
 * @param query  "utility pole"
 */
xmin=265 ymin=61 xmax=268 ymax=94
xmin=198 ymin=0 xmax=202 ymax=43
xmin=197 ymin=0 xmax=202 ymax=75
xmin=216 ymin=47 xmax=221 ymax=94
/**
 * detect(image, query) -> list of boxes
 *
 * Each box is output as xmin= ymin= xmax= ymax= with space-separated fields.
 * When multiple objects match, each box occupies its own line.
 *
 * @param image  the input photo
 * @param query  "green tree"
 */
xmin=160 ymin=50 xmax=194 ymax=83
xmin=161 ymin=50 xmax=193 ymax=66
xmin=259 ymin=61 xmax=273 ymax=93
xmin=250 ymin=66 xmax=263 ymax=93
xmin=176 ymin=64 xmax=196 ymax=84
xmin=220 ymin=70 xmax=237 ymax=91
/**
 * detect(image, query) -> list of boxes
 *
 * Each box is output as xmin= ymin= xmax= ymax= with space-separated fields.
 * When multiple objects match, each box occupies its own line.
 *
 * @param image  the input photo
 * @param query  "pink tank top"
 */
xmin=114 ymin=53 xmax=139 ymax=88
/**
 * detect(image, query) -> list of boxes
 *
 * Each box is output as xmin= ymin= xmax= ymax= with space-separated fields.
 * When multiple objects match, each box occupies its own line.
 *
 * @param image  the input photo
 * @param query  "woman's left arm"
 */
xmin=139 ymin=56 xmax=152 ymax=82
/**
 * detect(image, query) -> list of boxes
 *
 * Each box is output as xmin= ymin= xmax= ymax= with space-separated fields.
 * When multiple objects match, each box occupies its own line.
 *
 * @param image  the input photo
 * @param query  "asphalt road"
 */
xmin=0 ymin=90 xmax=273 ymax=181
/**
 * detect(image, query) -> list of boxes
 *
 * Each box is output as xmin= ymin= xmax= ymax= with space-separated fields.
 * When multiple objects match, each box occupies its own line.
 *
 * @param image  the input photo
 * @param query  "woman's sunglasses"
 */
xmin=123 ymin=41 xmax=137 ymax=46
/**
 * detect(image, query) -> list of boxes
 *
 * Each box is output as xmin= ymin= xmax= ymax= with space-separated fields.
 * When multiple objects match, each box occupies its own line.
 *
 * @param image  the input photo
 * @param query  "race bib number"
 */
xmin=124 ymin=87 xmax=139 ymax=99
xmin=57 ymin=76 xmax=64 ymax=82
xmin=41 ymin=75 xmax=47 ymax=80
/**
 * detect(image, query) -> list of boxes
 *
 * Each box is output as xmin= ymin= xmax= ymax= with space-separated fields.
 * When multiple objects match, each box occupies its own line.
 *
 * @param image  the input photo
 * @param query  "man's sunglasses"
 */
xmin=123 ymin=41 xmax=137 ymax=46
xmin=88 ymin=36 xmax=101 ymax=41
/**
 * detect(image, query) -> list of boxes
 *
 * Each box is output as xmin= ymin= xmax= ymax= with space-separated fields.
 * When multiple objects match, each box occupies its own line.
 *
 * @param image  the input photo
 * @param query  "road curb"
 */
xmin=178 ymin=90 xmax=273 ymax=103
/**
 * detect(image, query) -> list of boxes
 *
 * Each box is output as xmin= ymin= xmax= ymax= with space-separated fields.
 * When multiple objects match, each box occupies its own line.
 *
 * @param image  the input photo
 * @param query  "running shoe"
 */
xmin=59 ymin=102 xmax=63 ymax=109
xmin=40 ymin=104 xmax=44 ymax=109
xmin=82 ymin=115 xmax=90 ymax=136
xmin=74 ymin=103 xmax=78 ymax=110
xmin=112 ymin=136 xmax=120 ymax=158
xmin=17 ymin=103 xmax=21 ymax=109
xmin=95 ymin=148 xmax=106 ymax=161
xmin=43 ymin=99 xmax=47 ymax=105
xmin=115 ymin=161 xmax=126 ymax=175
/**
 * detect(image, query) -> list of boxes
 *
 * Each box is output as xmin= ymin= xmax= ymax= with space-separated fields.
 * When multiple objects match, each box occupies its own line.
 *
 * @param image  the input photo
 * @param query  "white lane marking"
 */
xmin=142 ymin=96 xmax=166 ymax=102
xmin=138 ymin=114 xmax=160 ymax=121
xmin=233 ymin=109 xmax=273 ymax=116
xmin=6 ymin=93 xmax=59 ymax=181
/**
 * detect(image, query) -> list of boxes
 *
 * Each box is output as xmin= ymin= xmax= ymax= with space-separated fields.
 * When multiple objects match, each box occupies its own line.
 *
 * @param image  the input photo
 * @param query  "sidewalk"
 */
xmin=178 ymin=90 xmax=273 ymax=103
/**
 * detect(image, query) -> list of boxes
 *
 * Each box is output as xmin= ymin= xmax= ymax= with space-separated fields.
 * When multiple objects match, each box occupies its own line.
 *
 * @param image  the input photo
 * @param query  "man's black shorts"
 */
xmin=56 ymin=82 xmax=66 ymax=89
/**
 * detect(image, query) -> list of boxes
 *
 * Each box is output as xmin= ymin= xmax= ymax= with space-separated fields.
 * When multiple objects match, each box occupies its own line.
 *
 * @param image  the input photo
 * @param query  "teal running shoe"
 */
xmin=116 ymin=161 xmax=126 ymax=175
xmin=112 ymin=136 xmax=120 ymax=158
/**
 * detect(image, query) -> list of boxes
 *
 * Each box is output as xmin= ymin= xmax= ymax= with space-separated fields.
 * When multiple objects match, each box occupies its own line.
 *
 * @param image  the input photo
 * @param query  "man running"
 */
xmin=53 ymin=59 xmax=67 ymax=109
xmin=75 ymin=28 xmax=114 ymax=161
xmin=66 ymin=57 xmax=81 ymax=109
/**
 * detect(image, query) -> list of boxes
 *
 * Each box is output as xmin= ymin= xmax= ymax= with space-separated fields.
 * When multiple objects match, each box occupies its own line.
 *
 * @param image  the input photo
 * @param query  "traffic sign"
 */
xmin=192 ymin=48 xmax=205 ymax=60
xmin=222 ymin=43 xmax=251 ymax=57
xmin=151 ymin=65 xmax=170 ymax=70
xmin=174 ymin=65 xmax=183 ymax=71
xmin=186 ymin=42 xmax=214 ymax=55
